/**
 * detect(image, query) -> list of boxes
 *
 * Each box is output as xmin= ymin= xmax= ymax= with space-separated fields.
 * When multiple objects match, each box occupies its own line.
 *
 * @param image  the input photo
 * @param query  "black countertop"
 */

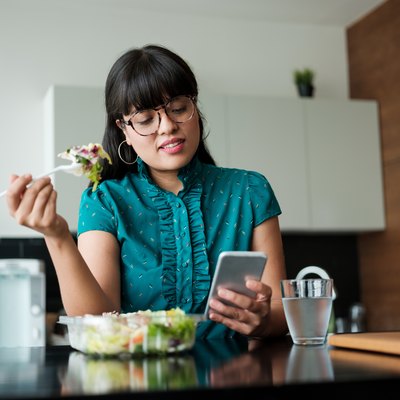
xmin=2 ymin=335 xmax=400 ymax=399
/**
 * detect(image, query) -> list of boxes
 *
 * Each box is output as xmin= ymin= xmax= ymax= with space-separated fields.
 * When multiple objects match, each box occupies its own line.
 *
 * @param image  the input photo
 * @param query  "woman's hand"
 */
xmin=6 ymin=174 xmax=69 ymax=238
xmin=208 ymin=279 xmax=273 ymax=338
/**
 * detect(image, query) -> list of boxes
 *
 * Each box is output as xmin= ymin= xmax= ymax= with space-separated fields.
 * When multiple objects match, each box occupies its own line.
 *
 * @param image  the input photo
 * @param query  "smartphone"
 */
xmin=204 ymin=251 xmax=267 ymax=318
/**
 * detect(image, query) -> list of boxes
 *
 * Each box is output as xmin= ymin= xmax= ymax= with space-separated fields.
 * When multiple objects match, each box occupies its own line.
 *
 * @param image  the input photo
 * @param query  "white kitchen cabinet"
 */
xmin=304 ymin=98 xmax=385 ymax=231
xmin=200 ymin=92 xmax=385 ymax=232
xmin=224 ymin=96 xmax=310 ymax=230
xmin=45 ymin=86 xmax=385 ymax=233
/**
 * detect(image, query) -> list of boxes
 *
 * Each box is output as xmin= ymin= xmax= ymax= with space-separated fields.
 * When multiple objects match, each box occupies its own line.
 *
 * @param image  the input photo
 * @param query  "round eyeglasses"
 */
xmin=121 ymin=95 xmax=196 ymax=136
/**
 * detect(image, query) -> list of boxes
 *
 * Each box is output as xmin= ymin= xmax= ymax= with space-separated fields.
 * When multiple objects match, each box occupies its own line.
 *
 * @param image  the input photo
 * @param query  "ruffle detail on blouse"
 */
xmin=148 ymin=188 xmax=178 ymax=308
xmin=137 ymin=159 xmax=177 ymax=307
xmin=137 ymin=157 xmax=211 ymax=310
xmin=182 ymin=180 xmax=211 ymax=309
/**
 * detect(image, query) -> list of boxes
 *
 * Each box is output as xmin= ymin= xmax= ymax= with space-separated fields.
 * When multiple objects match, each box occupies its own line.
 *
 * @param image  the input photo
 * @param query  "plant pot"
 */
xmin=297 ymin=83 xmax=314 ymax=98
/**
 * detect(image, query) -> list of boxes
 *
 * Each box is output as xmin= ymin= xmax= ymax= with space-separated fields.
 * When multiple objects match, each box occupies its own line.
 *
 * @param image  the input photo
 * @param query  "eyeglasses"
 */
xmin=121 ymin=95 xmax=196 ymax=136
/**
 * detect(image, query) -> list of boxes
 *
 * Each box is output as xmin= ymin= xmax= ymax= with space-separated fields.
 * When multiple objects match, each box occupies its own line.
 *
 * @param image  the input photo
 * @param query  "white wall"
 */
xmin=0 ymin=0 xmax=348 ymax=237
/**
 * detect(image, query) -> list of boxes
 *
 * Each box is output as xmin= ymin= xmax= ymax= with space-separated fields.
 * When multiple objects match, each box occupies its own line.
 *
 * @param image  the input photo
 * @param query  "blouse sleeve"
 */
xmin=77 ymin=187 xmax=117 ymax=237
xmin=247 ymin=171 xmax=282 ymax=227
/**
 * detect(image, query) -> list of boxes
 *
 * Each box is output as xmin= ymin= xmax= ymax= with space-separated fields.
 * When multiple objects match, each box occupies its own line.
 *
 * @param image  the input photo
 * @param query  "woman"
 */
xmin=6 ymin=44 xmax=287 ymax=339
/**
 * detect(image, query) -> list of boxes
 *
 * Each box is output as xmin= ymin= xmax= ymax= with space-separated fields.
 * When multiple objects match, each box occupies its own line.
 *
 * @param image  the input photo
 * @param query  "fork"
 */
xmin=0 ymin=163 xmax=81 ymax=198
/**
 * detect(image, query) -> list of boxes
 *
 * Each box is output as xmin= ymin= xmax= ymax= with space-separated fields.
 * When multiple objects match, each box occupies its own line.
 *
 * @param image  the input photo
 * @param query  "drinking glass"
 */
xmin=281 ymin=279 xmax=333 ymax=346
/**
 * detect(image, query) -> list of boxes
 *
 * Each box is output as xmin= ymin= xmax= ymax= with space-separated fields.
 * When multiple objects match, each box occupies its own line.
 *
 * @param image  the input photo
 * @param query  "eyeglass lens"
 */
xmin=130 ymin=96 xmax=194 ymax=136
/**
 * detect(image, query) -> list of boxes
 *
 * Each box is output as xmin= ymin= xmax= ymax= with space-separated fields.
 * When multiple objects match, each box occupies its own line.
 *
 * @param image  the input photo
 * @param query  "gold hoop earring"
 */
xmin=118 ymin=140 xmax=138 ymax=165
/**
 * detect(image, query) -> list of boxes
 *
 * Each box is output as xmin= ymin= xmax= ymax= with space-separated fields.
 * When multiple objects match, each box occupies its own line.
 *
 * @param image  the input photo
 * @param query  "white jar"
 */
xmin=0 ymin=259 xmax=45 ymax=347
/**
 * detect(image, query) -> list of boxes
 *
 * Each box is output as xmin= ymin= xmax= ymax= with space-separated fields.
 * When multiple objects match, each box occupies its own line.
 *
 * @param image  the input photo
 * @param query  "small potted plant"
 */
xmin=293 ymin=68 xmax=315 ymax=97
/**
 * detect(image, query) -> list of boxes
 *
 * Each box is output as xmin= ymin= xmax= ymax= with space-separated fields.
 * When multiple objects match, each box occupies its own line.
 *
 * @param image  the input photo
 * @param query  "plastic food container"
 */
xmin=58 ymin=309 xmax=198 ymax=357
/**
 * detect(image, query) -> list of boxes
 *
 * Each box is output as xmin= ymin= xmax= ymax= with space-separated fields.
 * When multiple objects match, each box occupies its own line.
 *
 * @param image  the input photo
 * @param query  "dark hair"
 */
xmin=99 ymin=44 xmax=215 ymax=182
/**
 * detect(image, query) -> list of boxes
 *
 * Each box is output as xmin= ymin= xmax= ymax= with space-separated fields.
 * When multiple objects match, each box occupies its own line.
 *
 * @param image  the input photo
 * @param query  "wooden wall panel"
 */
xmin=347 ymin=0 xmax=400 ymax=331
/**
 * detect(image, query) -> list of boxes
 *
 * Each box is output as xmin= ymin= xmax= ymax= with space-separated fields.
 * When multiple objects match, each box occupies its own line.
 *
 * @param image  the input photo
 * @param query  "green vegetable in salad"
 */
xmin=58 ymin=143 xmax=112 ymax=191
xmin=77 ymin=308 xmax=196 ymax=357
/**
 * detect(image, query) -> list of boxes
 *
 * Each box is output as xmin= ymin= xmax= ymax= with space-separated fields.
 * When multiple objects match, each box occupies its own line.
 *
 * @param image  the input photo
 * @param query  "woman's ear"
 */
xmin=116 ymin=119 xmax=124 ymax=130
xmin=116 ymin=120 xmax=132 ymax=145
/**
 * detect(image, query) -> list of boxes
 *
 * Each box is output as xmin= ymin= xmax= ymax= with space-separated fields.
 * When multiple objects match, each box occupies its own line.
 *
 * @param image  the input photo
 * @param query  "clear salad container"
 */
xmin=58 ymin=308 xmax=198 ymax=357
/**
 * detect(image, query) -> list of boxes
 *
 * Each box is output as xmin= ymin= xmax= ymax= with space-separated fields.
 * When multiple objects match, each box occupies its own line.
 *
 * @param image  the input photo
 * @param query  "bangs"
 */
xmin=122 ymin=50 xmax=197 ymax=114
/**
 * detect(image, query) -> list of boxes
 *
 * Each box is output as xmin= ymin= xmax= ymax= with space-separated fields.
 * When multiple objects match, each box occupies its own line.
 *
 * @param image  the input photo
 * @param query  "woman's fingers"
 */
xmin=214 ymin=281 xmax=271 ymax=313
xmin=9 ymin=174 xmax=20 ymax=184
xmin=6 ymin=174 xmax=33 ymax=214
xmin=209 ymin=305 xmax=256 ymax=335
xmin=6 ymin=174 xmax=65 ymax=238
xmin=41 ymin=190 xmax=58 ymax=226
xmin=9 ymin=176 xmax=53 ymax=226
xmin=29 ymin=183 xmax=55 ymax=225
xmin=208 ymin=281 xmax=273 ymax=336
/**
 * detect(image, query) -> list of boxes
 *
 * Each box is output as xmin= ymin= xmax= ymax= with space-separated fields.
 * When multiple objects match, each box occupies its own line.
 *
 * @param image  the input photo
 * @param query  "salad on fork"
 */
xmin=0 ymin=143 xmax=112 ymax=198
xmin=58 ymin=143 xmax=112 ymax=191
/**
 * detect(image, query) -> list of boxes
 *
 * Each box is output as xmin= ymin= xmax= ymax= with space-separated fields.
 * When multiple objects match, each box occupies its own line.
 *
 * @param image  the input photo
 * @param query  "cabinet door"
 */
xmin=226 ymin=96 xmax=310 ymax=230
xmin=305 ymin=99 xmax=385 ymax=231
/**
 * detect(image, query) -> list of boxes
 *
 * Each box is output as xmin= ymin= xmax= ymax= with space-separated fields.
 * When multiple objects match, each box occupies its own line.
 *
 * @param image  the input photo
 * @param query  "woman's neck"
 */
xmin=149 ymin=168 xmax=183 ymax=195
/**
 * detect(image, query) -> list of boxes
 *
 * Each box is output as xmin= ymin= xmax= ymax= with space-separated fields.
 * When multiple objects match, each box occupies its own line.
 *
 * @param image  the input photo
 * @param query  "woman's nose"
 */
xmin=156 ymin=109 xmax=178 ymax=135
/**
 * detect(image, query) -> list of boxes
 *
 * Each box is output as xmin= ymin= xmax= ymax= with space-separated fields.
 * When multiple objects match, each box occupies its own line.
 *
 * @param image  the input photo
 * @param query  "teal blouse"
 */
xmin=77 ymin=157 xmax=281 ymax=338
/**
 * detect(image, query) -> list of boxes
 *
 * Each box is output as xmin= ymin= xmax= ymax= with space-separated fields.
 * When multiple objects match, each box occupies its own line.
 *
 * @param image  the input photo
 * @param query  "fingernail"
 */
xmin=218 ymin=288 xmax=228 ymax=297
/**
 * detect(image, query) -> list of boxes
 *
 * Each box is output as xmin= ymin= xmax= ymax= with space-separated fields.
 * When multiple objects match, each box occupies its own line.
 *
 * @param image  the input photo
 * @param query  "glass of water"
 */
xmin=281 ymin=279 xmax=333 ymax=346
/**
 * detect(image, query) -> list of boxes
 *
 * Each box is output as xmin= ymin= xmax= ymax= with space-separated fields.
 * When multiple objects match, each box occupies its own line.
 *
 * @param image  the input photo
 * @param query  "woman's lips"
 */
xmin=159 ymin=139 xmax=185 ymax=154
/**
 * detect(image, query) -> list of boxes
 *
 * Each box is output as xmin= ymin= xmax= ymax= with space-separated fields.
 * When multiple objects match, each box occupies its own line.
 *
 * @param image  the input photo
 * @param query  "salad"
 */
xmin=59 ymin=308 xmax=197 ymax=357
xmin=124 ymin=309 xmax=197 ymax=355
xmin=58 ymin=143 xmax=112 ymax=191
